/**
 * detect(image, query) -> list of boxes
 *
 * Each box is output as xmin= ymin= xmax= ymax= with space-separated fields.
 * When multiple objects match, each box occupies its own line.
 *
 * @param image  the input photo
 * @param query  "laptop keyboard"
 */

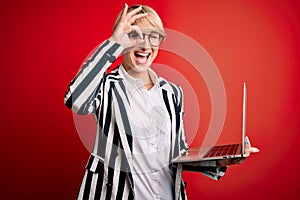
xmin=203 ymin=144 xmax=239 ymax=158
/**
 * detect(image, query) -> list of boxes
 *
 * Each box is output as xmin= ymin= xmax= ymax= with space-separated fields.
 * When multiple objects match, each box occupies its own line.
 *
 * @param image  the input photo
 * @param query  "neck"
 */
xmin=122 ymin=64 xmax=154 ymax=90
xmin=123 ymin=66 xmax=152 ymax=83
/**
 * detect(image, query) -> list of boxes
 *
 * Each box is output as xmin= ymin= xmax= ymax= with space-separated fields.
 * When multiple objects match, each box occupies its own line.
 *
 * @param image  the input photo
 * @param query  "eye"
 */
xmin=150 ymin=36 xmax=158 ymax=40
xmin=128 ymin=31 xmax=140 ymax=39
xmin=149 ymin=33 xmax=160 ymax=39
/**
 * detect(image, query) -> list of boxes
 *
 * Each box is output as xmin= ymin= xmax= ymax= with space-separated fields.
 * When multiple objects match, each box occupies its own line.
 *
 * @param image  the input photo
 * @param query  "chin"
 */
xmin=133 ymin=63 xmax=151 ymax=72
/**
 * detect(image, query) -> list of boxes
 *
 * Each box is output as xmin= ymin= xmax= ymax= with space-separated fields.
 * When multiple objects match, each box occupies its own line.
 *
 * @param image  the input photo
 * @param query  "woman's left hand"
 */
xmin=217 ymin=136 xmax=260 ymax=167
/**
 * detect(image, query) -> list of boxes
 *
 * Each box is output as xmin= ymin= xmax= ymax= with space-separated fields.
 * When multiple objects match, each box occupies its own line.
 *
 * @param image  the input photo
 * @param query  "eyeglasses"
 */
xmin=128 ymin=30 xmax=165 ymax=47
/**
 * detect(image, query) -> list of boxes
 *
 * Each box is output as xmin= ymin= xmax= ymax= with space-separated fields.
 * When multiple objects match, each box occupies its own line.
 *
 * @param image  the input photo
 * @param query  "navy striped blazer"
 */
xmin=64 ymin=40 xmax=226 ymax=200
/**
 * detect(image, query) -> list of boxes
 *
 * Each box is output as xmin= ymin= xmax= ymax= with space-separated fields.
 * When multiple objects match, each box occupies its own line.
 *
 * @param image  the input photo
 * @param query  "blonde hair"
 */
xmin=113 ymin=5 xmax=165 ymax=35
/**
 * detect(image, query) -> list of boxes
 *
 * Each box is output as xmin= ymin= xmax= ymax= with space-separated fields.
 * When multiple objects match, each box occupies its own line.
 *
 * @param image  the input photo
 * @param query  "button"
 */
xmin=106 ymin=183 xmax=113 ymax=188
xmin=108 ymin=55 xmax=116 ymax=63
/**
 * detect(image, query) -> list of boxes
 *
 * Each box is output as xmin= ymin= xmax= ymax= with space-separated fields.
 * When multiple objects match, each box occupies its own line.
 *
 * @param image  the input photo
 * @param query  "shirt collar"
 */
xmin=118 ymin=64 xmax=159 ymax=90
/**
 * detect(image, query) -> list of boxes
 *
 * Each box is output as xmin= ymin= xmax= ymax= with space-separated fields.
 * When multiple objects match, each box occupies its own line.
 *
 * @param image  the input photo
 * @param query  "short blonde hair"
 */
xmin=113 ymin=5 xmax=165 ymax=36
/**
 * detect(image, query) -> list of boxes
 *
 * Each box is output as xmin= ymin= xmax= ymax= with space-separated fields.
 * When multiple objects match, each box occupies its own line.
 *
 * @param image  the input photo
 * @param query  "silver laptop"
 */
xmin=172 ymin=82 xmax=248 ymax=163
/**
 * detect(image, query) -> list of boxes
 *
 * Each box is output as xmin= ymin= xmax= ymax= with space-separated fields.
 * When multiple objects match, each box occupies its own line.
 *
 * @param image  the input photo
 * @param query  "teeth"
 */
xmin=135 ymin=52 xmax=149 ymax=57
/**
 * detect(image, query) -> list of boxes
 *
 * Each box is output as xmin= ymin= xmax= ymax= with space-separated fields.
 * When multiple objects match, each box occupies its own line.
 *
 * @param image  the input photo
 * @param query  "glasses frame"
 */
xmin=128 ymin=30 xmax=165 ymax=47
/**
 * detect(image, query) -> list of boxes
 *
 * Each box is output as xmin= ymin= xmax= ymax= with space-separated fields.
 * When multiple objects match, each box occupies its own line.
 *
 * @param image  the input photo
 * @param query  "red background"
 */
xmin=1 ymin=0 xmax=299 ymax=199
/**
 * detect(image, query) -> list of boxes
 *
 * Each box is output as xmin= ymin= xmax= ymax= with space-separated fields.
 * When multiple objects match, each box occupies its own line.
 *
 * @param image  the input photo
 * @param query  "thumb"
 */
xmin=250 ymin=147 xmax=260 ymax=153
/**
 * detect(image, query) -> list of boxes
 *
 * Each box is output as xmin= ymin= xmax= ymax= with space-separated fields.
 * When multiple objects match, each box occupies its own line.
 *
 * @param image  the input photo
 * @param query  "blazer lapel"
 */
xmin=159 ymin=77 xmax=179 ymax=159
xmin=110 ymin=80 xmax=133 ymax=165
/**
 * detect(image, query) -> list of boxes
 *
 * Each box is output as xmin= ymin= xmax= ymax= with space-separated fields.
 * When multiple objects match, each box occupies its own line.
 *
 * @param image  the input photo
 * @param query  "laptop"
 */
xmin=172 ymin=82 xmax=248 ymax=163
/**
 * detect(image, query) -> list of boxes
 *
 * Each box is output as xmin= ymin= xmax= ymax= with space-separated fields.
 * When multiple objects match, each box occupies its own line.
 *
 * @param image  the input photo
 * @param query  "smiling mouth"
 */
xmin=134 ymin=52 xmax=151 ymax=64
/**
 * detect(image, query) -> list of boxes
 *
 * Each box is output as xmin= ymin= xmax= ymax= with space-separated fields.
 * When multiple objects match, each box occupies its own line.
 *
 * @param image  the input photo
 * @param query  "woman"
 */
xmin=64 ymin=4 xmax=258 ymax=200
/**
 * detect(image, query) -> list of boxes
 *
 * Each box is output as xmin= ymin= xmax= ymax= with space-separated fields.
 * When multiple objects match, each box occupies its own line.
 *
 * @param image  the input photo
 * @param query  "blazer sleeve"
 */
xmin=176 ymin=86 xmax=227 ymax=180
xmin=64 ymin=40 xmax=124 ymax=115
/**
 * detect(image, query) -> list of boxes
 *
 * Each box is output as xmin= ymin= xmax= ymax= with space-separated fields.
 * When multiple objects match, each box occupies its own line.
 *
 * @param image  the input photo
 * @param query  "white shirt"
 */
xmin=118 ymin=65 xmax=173 ymax=200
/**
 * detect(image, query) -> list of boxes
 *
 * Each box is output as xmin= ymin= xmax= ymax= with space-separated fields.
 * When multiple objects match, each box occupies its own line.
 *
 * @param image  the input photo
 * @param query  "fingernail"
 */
xmin=124 ymin=3 xmax=128 ymax=8
xmin=245 ymin=136 xmax=250 ymax=145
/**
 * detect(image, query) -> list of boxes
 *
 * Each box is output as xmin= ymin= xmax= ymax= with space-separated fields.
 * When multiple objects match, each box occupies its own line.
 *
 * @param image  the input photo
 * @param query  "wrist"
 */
xmin=109 ymin=35 xmax=122 ymax=45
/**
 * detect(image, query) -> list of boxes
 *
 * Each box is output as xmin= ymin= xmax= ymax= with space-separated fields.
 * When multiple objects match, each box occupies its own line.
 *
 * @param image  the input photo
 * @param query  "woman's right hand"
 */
xmin=110 ymin=4 xmax=148 ymax=49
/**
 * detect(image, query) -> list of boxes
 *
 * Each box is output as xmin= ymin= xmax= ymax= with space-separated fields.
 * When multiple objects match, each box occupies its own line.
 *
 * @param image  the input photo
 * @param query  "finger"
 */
xmin=245 ymin=136 xmax=260 ymax=154
xmin=236 ymin=159 xmax=245 ymax=164
xmin=128 ymin=13 xmax=148 ymax=25
xmin=231 ymin=157 xmax=245 ymax=164
xmin=121 ymin=3 xmax=128 ymax=19
xmin=126 ymin=6 xmax=144 ymax=18
xmin=233 ymin=158 xmax=243 ymax=164
xmin=245 ymin=136 xmax=251 ymax=147
xmin=124 ymin=6 xmax=148 ymax=25
xmin=244 ymin=136 xmax=251 ymax=155
xmin=250 ymin=147 xmax=260 ymax=153
xmin=217 ymin=159 xmax=227 ymax=167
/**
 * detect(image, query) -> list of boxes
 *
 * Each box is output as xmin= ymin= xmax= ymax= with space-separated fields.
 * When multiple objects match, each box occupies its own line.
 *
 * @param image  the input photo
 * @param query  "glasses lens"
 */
xmin=149 ymin=32 xmax=163 ymax=47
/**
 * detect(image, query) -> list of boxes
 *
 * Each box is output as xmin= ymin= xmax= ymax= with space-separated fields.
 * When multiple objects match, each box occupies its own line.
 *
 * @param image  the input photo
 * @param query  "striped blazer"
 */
xmin=64 ymin=40 xmax=226 ymax=200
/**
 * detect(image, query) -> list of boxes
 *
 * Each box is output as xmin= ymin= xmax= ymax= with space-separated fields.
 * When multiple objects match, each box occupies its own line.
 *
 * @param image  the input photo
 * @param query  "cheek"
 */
xmin=123 ymin=52 xmax=134 ymax=63
xmin=151 ymin=49 xmax=159 ymax=60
